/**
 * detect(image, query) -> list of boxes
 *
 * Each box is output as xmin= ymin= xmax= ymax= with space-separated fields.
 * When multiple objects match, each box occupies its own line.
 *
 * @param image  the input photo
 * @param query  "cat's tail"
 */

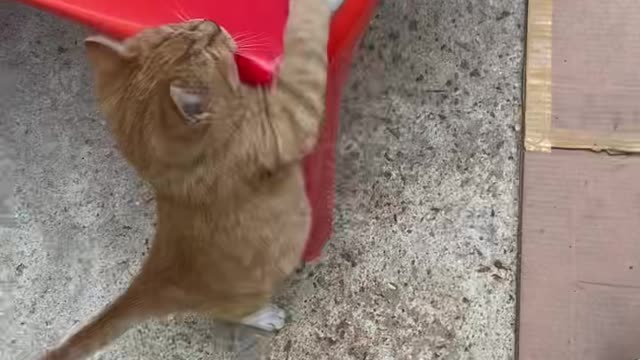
xmin=39 ymin=279 xmax=185 ymax=360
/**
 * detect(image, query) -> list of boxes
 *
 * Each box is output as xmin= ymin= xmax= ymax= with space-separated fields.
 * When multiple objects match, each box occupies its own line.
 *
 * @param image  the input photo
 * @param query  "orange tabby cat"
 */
xmin=40 ymin=0 xmax=330 ymax=358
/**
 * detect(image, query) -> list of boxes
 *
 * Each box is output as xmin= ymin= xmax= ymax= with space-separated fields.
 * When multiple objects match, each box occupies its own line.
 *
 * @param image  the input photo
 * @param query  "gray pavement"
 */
xmin=0 ymin=0 xmax=524 ymax=359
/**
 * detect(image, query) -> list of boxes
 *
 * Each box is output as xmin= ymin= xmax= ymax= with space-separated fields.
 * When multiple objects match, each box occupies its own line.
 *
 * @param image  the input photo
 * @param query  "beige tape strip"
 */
xmin=549 ymin=128 xmax=640 ymax=153
xmin=524 ymin=0 xmax=640 ymax=153
xmin=524 ymin=0 xmax=553 ymax=152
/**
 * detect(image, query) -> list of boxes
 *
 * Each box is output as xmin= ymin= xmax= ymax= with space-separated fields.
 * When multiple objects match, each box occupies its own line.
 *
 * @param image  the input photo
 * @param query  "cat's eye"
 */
xmin=169 ymin=84 xmax=207 ymax=125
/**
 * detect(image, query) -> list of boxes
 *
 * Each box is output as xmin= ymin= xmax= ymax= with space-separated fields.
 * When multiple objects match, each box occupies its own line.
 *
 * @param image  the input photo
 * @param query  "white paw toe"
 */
xmin=240 ymin=305 xmax=287 ymax=332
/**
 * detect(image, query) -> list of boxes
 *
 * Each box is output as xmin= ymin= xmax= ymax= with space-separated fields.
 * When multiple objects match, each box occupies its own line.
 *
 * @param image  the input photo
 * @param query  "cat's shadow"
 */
xmin=108 ymin=315 xmax=275 ymax=360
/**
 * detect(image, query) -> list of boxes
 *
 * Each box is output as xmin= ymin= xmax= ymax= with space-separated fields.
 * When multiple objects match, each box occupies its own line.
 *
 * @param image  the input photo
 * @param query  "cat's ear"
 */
xmin=84 ymin=35 xmax=132 ymax=75
xmin=169 ymin=84 xmax=207 ymax=125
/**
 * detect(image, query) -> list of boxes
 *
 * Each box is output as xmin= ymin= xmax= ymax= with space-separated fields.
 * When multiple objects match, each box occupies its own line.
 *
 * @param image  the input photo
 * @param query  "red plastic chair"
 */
xmin=18 ymin=0 xmax=377 ymax=261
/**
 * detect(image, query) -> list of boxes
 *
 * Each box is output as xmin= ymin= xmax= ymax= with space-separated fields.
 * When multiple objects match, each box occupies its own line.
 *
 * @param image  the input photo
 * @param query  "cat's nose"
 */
xmin=185 ymin=18 xmax=213 ymax=31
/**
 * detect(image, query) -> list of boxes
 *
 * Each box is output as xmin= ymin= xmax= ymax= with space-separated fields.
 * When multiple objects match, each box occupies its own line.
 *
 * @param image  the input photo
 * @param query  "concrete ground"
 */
xmin=0 ymin=0 xmax=524 ymax=359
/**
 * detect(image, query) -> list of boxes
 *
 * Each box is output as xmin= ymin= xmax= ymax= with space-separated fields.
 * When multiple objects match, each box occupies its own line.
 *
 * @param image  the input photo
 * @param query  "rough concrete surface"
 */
xmin=0 ymin=0 xmax=524 ymax=359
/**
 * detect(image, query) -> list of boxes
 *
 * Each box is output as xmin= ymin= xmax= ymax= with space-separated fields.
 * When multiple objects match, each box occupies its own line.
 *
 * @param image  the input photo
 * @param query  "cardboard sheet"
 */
xmin=520 ymin=0 xmax=640 ymax=359
xmin=524 ymin=0 xmax=640 ymax=153
xmin=519 ymin=151 xmax=640 ymax=359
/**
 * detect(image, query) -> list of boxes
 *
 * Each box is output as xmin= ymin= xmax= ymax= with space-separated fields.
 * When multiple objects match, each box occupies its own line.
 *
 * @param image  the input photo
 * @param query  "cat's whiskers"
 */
xmin=235 ymin=40 xmax=270 ymax=48
xmin=235 ymin=40 xmax=272 ymax=56
xmin=235 ymin=47 xmax=271 ymax=55
xmin=233 ymin=33 xmax=271 ymax=46
xmin=171 ymin=0 xmax=192 ymax=22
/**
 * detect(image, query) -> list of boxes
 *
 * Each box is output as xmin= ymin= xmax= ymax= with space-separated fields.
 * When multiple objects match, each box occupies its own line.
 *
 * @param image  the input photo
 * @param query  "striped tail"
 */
xmin=39 ymin=282 xmax=180 ymax=360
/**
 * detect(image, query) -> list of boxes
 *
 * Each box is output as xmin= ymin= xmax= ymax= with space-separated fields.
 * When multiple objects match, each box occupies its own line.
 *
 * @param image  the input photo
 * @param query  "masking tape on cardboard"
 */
xmin=524 ymin=0 xmax=640 ymax=154
xmin=524 ymin=0 xmax=553 ymax=152
xmin=548 ymin=128 xmax=640 ymax=154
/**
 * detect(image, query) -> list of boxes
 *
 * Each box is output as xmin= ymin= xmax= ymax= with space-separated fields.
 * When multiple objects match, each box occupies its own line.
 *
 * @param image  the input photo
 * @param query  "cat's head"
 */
xmin=84 ymin=20 xmax=243 ymax=181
